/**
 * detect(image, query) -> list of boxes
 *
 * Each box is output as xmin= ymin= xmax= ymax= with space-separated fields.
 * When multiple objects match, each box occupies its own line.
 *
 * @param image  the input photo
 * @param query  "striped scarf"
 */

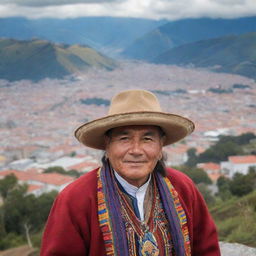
xmin=97 ymin=160 xmax=191 ymax=256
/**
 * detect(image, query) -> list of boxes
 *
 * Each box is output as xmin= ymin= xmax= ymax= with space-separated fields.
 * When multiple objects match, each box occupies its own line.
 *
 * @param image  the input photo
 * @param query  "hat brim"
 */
xmin=74 ymin=111 xmax=195 ymax=150
xmin=75 ymin=112 xmax=195 ymax=150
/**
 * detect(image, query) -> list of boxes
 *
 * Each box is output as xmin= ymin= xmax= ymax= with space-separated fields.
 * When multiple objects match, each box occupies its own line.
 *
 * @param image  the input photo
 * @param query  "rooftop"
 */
xmin=229 ymin=155 xmax=256 ymax=164
xmin=198 ymin=162 xmax=221 ymax=171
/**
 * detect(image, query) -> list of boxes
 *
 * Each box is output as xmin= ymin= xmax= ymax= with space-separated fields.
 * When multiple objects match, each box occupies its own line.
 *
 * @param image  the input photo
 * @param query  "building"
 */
xmin=197 ymin=162 xmax=222 ymax=183
xmin=221 ymin=155 xmax=256 ymax=178
xmin=0 ymin=169 xmax=75 ymax=196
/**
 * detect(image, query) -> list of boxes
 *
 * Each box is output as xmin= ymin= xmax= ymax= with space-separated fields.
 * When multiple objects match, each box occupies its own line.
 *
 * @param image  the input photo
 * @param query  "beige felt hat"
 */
xmin=75 ymin=89 xmax=195 ymax=150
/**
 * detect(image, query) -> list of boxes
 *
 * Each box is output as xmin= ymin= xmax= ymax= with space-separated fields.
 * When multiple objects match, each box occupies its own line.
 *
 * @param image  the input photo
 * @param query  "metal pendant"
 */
xmin=139 ymin=231 xmax=159 ymax=256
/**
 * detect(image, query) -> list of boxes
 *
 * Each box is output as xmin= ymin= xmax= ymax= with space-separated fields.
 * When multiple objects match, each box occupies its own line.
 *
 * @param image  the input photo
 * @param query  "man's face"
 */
xmin=105 ymin=125 xmax=164 ymax=187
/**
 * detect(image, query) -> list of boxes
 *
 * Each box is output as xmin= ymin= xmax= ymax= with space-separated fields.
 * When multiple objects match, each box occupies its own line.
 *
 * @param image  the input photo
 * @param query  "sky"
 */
xmin=0 ymin=0 xmax=256 ymax=20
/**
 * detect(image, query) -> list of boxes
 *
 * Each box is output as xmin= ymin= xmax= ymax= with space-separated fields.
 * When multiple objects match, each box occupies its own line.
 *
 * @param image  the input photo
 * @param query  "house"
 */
xmin=220 ymin=155 xmax=256 ymax=178
xmin=7 ymin=158 xmax=34 ymax=171
xmin=31 ymin=156 xmax=98 ymax=171
xmin=0 ymin=169 xmax=74 ymax=196
xmin=67 ymin=161 xmax=99 ymax=173
xmin=165 ymin=144 xmax=189 ymax=166
xmin=197 ymin=162 xmax=222 ymax=183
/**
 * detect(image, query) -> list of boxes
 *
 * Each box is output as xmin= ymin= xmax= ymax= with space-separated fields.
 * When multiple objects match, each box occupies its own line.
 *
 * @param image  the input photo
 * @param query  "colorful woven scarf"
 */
xmin=97 ymin=160 xmax=191 ymax=256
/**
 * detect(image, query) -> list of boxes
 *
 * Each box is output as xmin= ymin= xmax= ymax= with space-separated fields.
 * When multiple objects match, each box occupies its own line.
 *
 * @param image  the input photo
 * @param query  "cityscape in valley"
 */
xmin=0 ymin=61 xmax=255 ymax=196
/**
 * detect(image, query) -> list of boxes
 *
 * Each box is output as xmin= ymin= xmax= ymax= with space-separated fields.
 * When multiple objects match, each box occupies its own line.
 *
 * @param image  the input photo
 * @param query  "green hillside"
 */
xmin=0 ymin=38 xmax=117 ymax=81
xmin=154 ymin=32 xmax=256 ymax=80
xmin=210 ymin=190 xmax=256 ymax=247
xmin=122 ymin=17 xmax=256 ymax=61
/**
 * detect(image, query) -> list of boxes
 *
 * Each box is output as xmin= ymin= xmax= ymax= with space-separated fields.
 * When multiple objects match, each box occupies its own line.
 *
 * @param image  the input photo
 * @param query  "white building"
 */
xmin=220 ymin=155 xmax=256 ymax=178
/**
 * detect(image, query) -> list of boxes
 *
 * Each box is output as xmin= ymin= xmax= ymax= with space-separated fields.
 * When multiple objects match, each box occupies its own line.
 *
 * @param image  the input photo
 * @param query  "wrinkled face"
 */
xmin=104 ymin=125 xmax=165 ymax=187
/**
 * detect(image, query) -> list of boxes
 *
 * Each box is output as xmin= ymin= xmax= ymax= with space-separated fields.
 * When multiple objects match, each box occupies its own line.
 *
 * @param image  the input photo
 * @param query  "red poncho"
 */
xmin=41 ymin=168 xmax=220 ymax=256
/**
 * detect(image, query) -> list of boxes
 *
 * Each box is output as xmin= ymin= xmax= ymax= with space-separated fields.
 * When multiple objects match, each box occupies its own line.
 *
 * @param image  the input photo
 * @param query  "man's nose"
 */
xmin=129 ymin=139 xmax=143 ymax=155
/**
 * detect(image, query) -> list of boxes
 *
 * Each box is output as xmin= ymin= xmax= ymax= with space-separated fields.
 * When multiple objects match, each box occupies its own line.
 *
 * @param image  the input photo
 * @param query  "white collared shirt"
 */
xmin=114 ymin=171 xmax=151 ymax=221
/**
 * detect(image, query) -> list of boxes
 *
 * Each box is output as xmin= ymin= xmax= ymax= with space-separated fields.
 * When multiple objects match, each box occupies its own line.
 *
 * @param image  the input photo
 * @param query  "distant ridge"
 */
xmin=0 ymin=17 xmax=166 ymax=57
xmin=122 ymin=17 xmax=256 ymax=61
xmin=0 ymin=38 xmax=117 ymax=81
xmin=153 ymin=32 xmax=256 ymax=80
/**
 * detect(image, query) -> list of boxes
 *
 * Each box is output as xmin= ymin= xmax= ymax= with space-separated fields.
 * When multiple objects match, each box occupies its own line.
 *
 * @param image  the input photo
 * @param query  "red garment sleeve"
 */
xmin=166 ymin=168 xmax=221 ymax=256
xmin=190 ymin=184 xmax=221 ymax=256
xmin=40 ymin=169 xmax=106 ymax=256
xmin=40 ymin=192 xmax=88 ymax=256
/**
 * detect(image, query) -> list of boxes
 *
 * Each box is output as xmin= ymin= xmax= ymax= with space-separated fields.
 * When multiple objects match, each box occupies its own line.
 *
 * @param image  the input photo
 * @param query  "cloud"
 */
xmin=0 ymin=0 xmax=255 ymax=20
xmin=0 ymin=0 xmax=121 ymax=7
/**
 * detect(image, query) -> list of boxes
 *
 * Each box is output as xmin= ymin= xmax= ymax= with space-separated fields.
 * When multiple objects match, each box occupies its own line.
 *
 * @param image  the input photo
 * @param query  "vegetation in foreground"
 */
xmin=211 ymin=190 xmax=256 ymax=247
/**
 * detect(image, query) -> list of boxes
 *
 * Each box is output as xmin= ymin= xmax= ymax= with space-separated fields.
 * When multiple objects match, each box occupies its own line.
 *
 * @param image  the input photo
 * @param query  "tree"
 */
xmin=177 ymin=165 xmax=212 ymax=185
xmin=44 ymin=166 xmax=81 ymax=178
xmin=197 ymin=133 xmax=255 ymax=163
xmin=44 ymin=166 xmax=66 ymax=174
xmin=0 ymin=174 xmax=18 ymax=202
xmin=198 ymin=141 xmax=243 ymax=163
xmin=185 ymin=148 xmax=198 ymax=167
xmin=230 ymin=173 xmax=254 ymax=197
xmin=2 ymin=187 xmax=57 ymax=249
xmin=197 ymin=183 xmax=216 ymax=206
xmin=216 ymin=176 xmax=232 ymax=201
xmin=0 ymin=174 xmax=19 ymax=237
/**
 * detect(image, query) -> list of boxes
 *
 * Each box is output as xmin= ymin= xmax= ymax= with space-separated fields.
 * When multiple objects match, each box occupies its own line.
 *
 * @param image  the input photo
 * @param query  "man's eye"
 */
xmin=120 ymin=136 xmax=129 ymax=141
xmin=144 ymin=137 xmax=153 ymax=141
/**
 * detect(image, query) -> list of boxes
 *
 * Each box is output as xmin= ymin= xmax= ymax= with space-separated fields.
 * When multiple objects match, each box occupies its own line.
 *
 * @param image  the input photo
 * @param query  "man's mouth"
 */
xmin=124 ymin=161 xmax=147 ymax=164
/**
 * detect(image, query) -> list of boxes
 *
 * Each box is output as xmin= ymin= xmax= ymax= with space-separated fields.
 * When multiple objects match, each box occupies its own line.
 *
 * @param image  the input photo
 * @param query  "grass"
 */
xmin=210 ymin=190 xmax=256 ymax=247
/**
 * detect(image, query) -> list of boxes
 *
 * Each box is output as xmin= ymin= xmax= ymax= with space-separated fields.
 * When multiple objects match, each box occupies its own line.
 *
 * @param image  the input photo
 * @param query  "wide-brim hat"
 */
xmin=75 ymin=89 xmax=195 ymax=150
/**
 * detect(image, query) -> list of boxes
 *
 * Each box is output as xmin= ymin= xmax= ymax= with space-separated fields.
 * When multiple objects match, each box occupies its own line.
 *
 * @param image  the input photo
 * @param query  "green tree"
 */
xmin=0 ymin=174 xmax=19 ymax=238
xmin=0 ymin=174 xmax=18 ymax=201
xmin=197 ymin=183 xmax=216 ymax=206
xmin=177 ymin=165 xmax=212 ymax=185
xmin=2 ymin=187 xmax=57 ymax=250
xmin=185 ymin=148 xmax=198 ymax=167
xmin=216 ymin=176 xmax=232 ymax=201
xmin=230 ymin=173 xmax=254 ymax=197
xmin=44 ymin=166 xmax=81 ymax=178
xmin=44 ymin=166 xmax=66 ymax=174
xmin=198 ymin=141 xmax=243 ymax=163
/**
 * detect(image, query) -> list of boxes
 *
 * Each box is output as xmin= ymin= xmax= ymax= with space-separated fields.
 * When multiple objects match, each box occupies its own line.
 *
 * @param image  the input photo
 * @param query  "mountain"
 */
xmin=0 ymin=38 xmax=117 ymax=81
xmin=122 ymin=16 xmax=256 ymax=61
xmin=153 ymin=32 xmax=256 ymax=80
xmin=0 ymin=17 xmax=166 ymax=57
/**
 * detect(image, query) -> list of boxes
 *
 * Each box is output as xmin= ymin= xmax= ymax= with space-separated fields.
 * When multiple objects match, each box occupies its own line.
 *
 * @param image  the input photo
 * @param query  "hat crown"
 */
xmin=108 ymin=89 xmax=162 ymax=115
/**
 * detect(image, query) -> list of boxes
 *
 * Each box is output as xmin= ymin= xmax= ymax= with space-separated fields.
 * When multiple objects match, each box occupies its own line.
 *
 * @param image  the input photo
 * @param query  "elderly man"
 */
xmin=41 ymin=89 xmax=220 ymax=256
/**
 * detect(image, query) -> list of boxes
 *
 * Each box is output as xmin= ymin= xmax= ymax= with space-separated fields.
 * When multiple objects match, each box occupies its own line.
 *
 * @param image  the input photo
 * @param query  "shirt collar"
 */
xmin=114 ymin=170 xmax=151 ymax=198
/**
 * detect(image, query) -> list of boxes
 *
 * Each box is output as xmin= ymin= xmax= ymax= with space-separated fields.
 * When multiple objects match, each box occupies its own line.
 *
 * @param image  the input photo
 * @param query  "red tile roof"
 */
xmin=198 ymin=162 xmax=220 ymax=171
xmin=208 ymin=172 xmax=222 ymax=182
xmin=229 ymin=155 xmax=256 ymax=164
xmin=67 ymin=161 xmax=98 ymax=172
xmin=0 ymin=170 xmax=74 ymax=186
xmin=27 ymin=184 xmax=44 ymax=192
xmin=0 ymin=170 xmax=31 ymax=181
xmin=29 ymin=173 xmax=74 ymax=186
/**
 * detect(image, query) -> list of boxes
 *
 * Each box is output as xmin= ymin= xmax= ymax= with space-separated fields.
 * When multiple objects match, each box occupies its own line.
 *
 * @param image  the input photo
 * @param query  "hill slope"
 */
xmin=210 ymin=190 xmax=256 ymax=247
xmin=0 ymin=38 xmax=117 ymax=81
xmin=122 ymin=16 xmax=256 ymax=61
xmin=153 ymin=32 xmax=256 ymax=80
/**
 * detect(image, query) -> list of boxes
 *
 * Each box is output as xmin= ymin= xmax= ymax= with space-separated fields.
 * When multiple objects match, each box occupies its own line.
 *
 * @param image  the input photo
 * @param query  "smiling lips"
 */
xmin=124 ymin=160 xmax=147 ymax=164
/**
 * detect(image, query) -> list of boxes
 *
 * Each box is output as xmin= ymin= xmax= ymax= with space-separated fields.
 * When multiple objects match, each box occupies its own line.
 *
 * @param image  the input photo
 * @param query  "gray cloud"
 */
xmin=0 ymin=0 xmax=121 ymax=7
xmin=0 ymin=0 xmax=255 ymax=20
